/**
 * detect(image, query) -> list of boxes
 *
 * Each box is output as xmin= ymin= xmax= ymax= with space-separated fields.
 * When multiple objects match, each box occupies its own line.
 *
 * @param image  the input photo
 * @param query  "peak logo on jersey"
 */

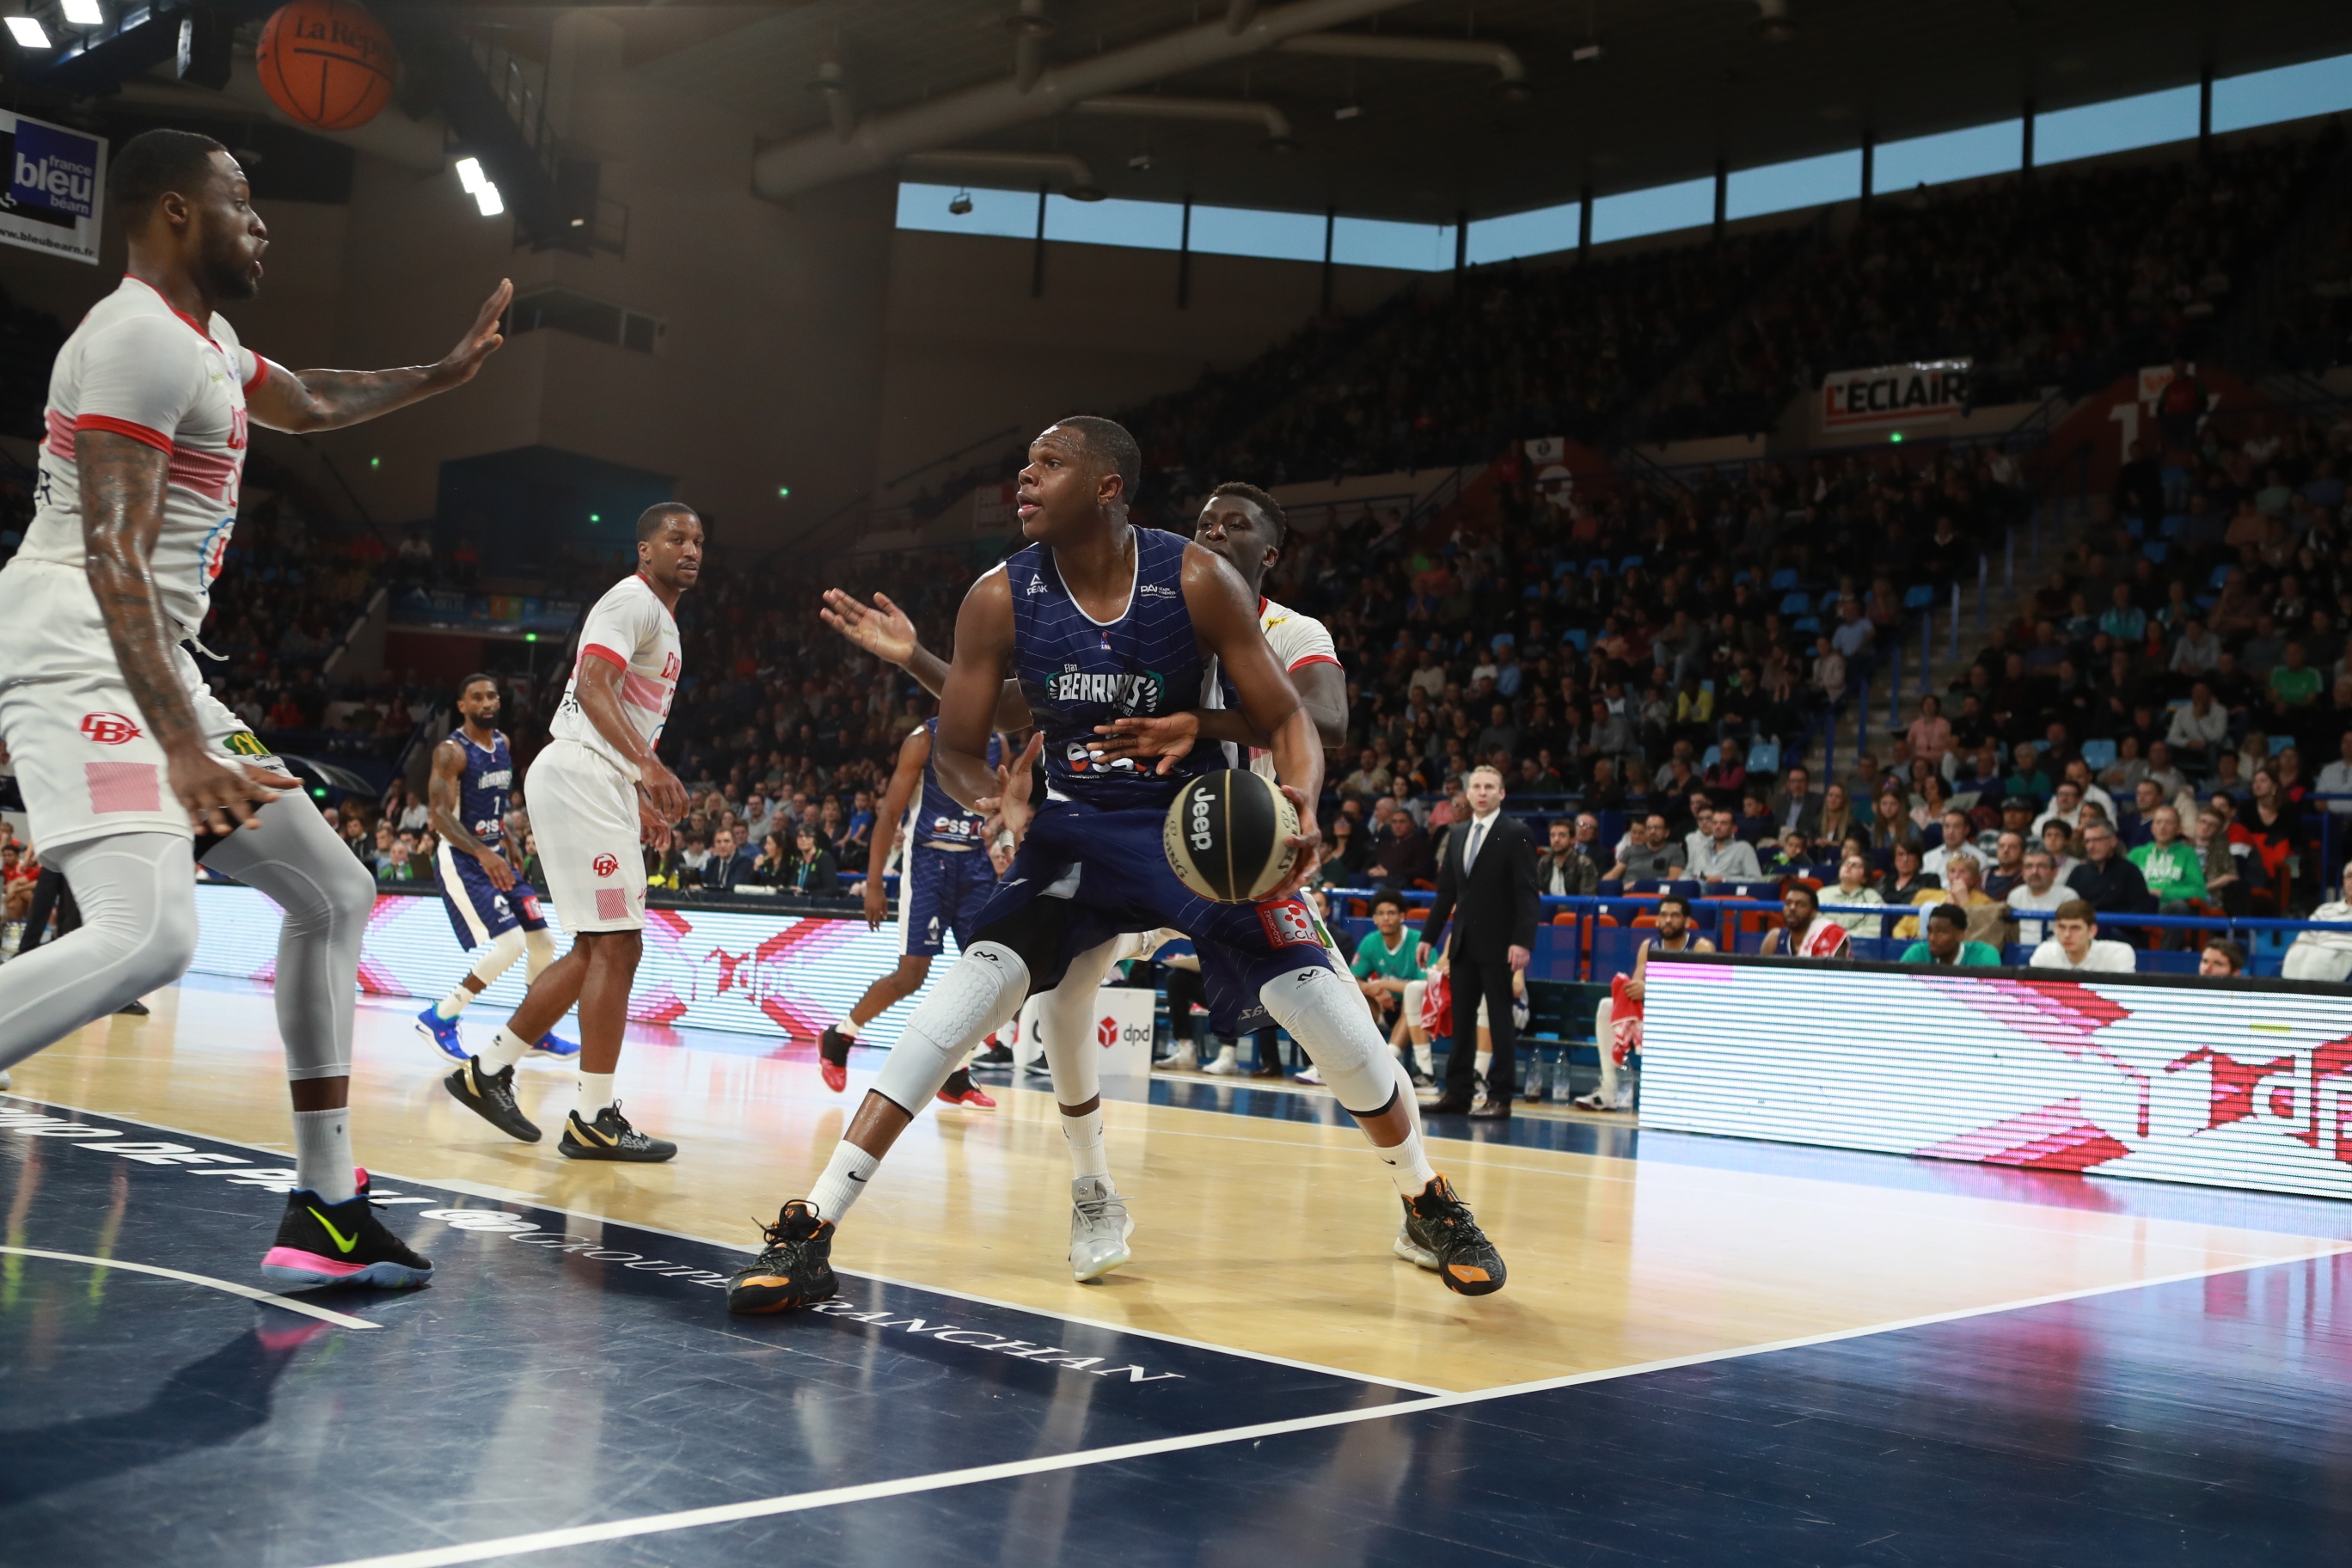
xmin=9 ymin=120 xmax=99 ymax=219
xmin=591 ymin=854 xmax=621 ymax=878
xmin=80 ymin=712 xmax=142 ymax=745
xmin=1137 ymin=582 xmax=1178 ymax=598
xmin=1025 ymin=579 xmax=1049 ymax=595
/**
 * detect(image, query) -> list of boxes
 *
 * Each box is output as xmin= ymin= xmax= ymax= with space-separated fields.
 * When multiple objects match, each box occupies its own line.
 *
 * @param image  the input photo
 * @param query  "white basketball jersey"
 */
xmin=22 ymin=276 xmax=261 ymax=637
xmin=1204 ymin=595 xmax=1340 ymax=777
xmin=552 ymin=573 xmax=681 ymax=781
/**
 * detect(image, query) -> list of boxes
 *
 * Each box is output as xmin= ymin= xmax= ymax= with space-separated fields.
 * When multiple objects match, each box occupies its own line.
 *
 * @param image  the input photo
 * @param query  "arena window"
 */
xmin=1725 ymin=148 xmax=1863 ymax=223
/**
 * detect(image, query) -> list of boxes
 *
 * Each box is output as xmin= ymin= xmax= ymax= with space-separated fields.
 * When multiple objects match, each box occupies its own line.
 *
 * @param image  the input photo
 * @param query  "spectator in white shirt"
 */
xmin=2062 ymin=759 xmax=2119 ymax=828
xmin=2031 ymin=782 xmax=2086 ymax=841
xmin=2030 ymin=900 xmax=2138 ymax=971
xmin=2315 ymin=732 xmax=2352 ymax=817
xmin=2282 ymin=861 xmax=2352 ymax=983
xmin=2006 ymin=848 xmax=2072 ymax=945
xmin=1822 ymin=853 xmax=1887 ymax=934
xmin=1920 ymin=808 xmax=1982 ymax=880
xmin=2166 ymin=683 xmax=2229 ymax=766
xmin=1831 ymin=596 xmax=1875 ymax=661
xmin=2170 ymin=621 xmax=2221 ymax=679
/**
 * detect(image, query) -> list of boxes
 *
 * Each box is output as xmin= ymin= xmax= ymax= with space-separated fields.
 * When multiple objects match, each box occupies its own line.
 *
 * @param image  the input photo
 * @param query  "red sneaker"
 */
xmin=937 ymin=1068 xmax=996 ymax=1108
xmin=818 ymin=1026 xmax=852 ymax=1093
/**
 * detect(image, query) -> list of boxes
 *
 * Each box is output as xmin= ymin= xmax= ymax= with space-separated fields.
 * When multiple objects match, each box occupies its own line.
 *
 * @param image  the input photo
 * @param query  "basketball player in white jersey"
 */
xmin=0 ymin=128 xmax=510 ymax=1289
xmin=824 ymin=482 xmax=1426 ymax=1281
xmin=442 ymin=504 xmax=699 ymax=1161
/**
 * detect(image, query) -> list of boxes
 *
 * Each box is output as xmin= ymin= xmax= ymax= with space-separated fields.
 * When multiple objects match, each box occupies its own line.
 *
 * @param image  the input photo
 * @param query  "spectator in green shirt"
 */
xmin=1902 ymin=902 xmax=2002 ymax=966
xmin=2269 ymin=642 xmax=2323 ymax=711
xmin=1351 ymin=891 xmax=1431 ymax=1077
xmin=2128 ymin=805 xmax=2208 ymax=947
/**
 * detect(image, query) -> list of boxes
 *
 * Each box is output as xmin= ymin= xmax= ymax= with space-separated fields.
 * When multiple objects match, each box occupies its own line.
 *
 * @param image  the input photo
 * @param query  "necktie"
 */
xmin=1464 ymin=818 xmax=1487 ymax=873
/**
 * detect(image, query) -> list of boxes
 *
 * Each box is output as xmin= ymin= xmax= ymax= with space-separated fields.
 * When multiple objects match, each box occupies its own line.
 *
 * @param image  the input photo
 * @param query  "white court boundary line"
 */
xmin=0 ymin=1094 xmax=1440 ymax=1397
xmin=306 ymin=1239 xmax=2352 ymax=1568
xmin=0 ymin=1246 xmax=383 ymax=1329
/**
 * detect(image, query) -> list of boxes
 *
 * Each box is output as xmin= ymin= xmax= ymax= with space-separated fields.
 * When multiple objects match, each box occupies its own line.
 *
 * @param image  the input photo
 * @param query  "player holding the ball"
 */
xmin=732 ymin=417 xmax=1506 ymax=1313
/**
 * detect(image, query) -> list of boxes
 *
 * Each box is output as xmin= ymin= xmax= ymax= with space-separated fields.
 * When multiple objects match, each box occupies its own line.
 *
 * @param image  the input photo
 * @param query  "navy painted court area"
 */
xmin=5 ymin=1089 xmax=2350 ymax=1567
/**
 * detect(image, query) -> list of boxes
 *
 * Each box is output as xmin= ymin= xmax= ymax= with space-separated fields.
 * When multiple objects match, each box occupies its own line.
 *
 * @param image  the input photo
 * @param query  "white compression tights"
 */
xmin=0 ymin=831 xmax=199 ymax=1073
xmin=201 ymin=799 xmax=379 ymax=1081
xmin=468 ymin=924 xmax=556 ymax=991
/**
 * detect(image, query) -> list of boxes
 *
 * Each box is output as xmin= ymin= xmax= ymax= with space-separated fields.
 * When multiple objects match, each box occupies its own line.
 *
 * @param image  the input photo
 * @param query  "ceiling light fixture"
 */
xmin=1128 ymin=151 xmax=1152 ymax=169
xmin=455 ymin=156 xmax=504 ymax=217
xmin=1334 ymin=103 xmax=1361 ymax=120
xmin=948 ymin=188 xmax=973 ymax=214
xmin=1753 ymin=0 xmax=1798 ymax=43
xmin=6 ymin=15 xmax=52 ymax=46
xmin=1572 ymin=42 xmax=1602 ymax=63
xmin=60 ymin=0 xmax=101 ymax=24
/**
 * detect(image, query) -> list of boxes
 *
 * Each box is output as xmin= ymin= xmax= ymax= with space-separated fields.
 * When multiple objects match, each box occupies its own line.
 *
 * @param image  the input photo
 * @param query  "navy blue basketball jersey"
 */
xmin=1006 ymin=526 xmax=1215 ymax=810
xmin=910 ymin=717 xmax=1001 ymax=848
xmin=453 ymin=730 xmax=515 ymax=848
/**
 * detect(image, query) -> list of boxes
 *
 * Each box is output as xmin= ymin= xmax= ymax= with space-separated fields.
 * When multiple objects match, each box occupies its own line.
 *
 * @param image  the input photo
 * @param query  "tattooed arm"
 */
xmin=78 ymin=431 xmax=293 ymax=832
xmin=246 ymin=279 xmax=512 ymax=433
xmin=429 ymin=736 xmax=512 ymax=890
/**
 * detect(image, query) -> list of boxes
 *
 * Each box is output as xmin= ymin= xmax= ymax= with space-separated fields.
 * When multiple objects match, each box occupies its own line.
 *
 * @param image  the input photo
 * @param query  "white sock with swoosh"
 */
xmin=292 ymin=1108 xmax=357 ymax=1204
xmin=808 ymin=1142 xmax=880 ymax=1223
xmin=573 ymin=1072 xmax=617 ymax=1122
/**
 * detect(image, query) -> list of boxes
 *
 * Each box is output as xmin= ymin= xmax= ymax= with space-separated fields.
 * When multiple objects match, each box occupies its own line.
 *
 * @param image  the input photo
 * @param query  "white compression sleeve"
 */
xmin=1255 ymin=965 xmax=1400 ymax=1117
xmin=523 ymin=925 xmax=558 ymax=982
xmin=1038 ymin=940 xmax=1118 ymax=1180
xmin=0 ymin=832 xmax=197 ymax=1073
xmin=869 ymin=941 xmax=1029 ymax=1114
xmin=467 ymin=926 xmax=530 ymax=990
xmin=203 ymin=799 xmax=377 ymax=1081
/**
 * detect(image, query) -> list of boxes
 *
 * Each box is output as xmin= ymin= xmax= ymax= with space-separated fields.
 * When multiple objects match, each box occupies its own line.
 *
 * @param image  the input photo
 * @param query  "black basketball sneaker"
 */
xmin=260 ymin=1186 xmax=434 ymax=1290
xmin=973 ymin=1039 xmax=1014 ymax=1068
xmin=1403 ymin=1175 xmax=1507 ymax=1296
xmin=558 ymin=1102 xmax=677 ymax=1161
xmin=727 ymin=1200 xmax=837 ymax=1314
xmin=444 ymin=1057 xmax=541 ymax=1142
xmin=818 ymin=1026 xmax=853 ymax=1093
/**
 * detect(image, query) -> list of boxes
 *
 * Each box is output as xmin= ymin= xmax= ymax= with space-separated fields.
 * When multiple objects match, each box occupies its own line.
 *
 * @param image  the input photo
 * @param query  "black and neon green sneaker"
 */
xmin=260 ymin=1188 xmax=433 ymax=1290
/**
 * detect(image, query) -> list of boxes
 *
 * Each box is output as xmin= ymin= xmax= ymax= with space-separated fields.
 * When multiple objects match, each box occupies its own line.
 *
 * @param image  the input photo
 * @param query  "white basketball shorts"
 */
xmin=0 ymin=558 xmax=283 ymax=854
xmin=526 ymin=738 xmax=645 ymax=934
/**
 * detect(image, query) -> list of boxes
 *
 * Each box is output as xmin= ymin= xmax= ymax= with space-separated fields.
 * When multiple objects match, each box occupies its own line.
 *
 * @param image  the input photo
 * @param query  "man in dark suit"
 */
xmin=1418 ymin=764 xmax=1540 ymax=1120
xmin=1768 ymin=763 xmax=1823 ymax=838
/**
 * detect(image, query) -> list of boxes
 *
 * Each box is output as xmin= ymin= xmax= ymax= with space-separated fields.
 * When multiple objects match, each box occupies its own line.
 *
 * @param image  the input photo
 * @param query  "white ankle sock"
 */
xmin=1059 ymin=1104 xmax=1108 ymax=1180
xmin=836 ymin=1017 xmax=862 ymax=1040
xmin=434 ymin=987 xmax=474 ymax=1021
xmin=1375 ymin=1135 xmax=1438 ymax=1199
xmin=479 ymin=1025 xmax=532 ymax=1073
xmin=292 ymin=1107 xmax=357 ymax=1204
xmin=573 ymin=1071 xmax=616 ymax=1121
xmin=807 ymin=1142 xmax=879 ymax=1222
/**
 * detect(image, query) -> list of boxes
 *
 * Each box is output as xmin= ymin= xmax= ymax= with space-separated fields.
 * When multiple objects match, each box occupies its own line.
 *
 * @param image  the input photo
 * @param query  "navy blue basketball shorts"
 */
xmin=435 ymin=842 xmax=548 ymax=949
xmin=900 ymin=843 xmax=999 ymax=958
xmin=971 ymin=796 xmax=1330 ymax=1036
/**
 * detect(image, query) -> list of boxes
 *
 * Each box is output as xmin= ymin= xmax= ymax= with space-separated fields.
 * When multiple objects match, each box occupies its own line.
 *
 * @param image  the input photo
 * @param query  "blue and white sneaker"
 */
xmin=414 ymin=1004 xmax=469 ymax=1065
xmin=530 ymin=1032 xmax=581 ymax=1061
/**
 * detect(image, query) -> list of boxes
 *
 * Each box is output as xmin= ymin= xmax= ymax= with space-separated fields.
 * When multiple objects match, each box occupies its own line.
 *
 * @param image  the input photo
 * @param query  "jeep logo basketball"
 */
xmin=80 ymin=712 xmax=141 ymax=745
xmin=592 ymin=854 xmax=620 ymax=877
xmin=1189 ymin=793 xmax=1213 ymax=850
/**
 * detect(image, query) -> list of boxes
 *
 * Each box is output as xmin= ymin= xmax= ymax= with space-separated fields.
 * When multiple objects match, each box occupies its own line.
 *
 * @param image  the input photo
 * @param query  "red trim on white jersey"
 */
xmin=579 ymin=643 xmax=629 ymax=671
xmin=243 ymin=357 xmax=271 ymax=395
xmin=122 ymin=274 xmax=223 ymax=350
xmin=74 ymin=413 xmax=171 ymax=453
xmin=1286 ymin=653 xmax=1342 ymax=671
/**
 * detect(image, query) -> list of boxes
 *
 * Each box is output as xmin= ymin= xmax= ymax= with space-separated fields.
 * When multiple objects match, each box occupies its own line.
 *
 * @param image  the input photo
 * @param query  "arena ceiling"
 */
xmin=557 ymin=0 xmax=2352 ymax=224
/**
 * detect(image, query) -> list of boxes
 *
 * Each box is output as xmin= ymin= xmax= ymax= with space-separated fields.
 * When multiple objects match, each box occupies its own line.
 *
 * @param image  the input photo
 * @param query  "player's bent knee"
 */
xmin=1257 ymin=965 xmax=1394 ymax=1117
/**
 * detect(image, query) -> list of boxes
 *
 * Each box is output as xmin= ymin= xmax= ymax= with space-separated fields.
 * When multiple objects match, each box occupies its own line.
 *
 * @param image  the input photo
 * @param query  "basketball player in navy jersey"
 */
xmin=814 ymin=716 xmax=1006 ymax=1108
xmin=413 ymin=674 xmax=577 ymax=1065
xmin=733 ymin=417 xmax=1504 ymax=1311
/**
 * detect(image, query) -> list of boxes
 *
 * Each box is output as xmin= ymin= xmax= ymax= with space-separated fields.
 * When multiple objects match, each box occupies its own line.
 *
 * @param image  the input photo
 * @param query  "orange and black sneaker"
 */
xmin=818 ymin=1026 xmax=853 ymax=1093
xmin=1404 ymin=1175 xmax=1506 ymax=1296
xmin=727 ymin=1200 xmax=837 ymax=1314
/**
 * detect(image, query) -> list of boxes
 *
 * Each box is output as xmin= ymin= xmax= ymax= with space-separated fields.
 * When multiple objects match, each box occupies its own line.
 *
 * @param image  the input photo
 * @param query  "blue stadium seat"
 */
xmin=1733 ymin=570 xmax=1752 ymax=585
xmin=1563 ymin=628 xmax=1589 ymax=651
xmin=1769 ymin=567 xmax=1799 ymax=591
xmin=2161 ymin=514 xmax=2186 ymax=537
xmin=1701 ymin=744 xmax=1719 ymax=769
xmin=2142 ymin=542 xmax=2168 ymax=563
xmin=1779 ymin=591 xmax=1810 ymax=616
xmin=2080 ymin=738 xmax=2117 ymax=771
xmin=2273 ymin=735 xmax=2293 ymax=755
xmin=2125 ymin=517 xmax=2144 ymax=538
xmin=1902 ymin=584 xmax=1936 ymax=610
xmin=1618 ymin=556 xmax=1642 ymax=573
xmin=1553 ymin=560 xmax=1578 ymax=578
xmin=2210 ymin=564 xmax=2232 ymax=589
xmin=1792 ymin=616 xmax=1822 ymax=634
xmin=1748 ymin=742 xmax=1781 ymax=774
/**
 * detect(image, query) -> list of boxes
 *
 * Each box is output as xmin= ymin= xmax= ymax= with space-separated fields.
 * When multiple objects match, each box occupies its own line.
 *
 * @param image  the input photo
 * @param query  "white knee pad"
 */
xmin=524 ymin=925 xmax=558 ymax=981
xmin=871 ymin=941 xmax=1030 ymax=1112
xmin=469 ymin=926 xmax=529 ymax=987
xmin=1257 ymin=965 xmax=1395 ymax=1117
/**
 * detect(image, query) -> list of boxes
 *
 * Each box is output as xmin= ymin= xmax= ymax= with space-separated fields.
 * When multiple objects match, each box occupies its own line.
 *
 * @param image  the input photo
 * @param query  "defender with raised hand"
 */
xmin=0 ymin=127 xmax=509 ymax=1289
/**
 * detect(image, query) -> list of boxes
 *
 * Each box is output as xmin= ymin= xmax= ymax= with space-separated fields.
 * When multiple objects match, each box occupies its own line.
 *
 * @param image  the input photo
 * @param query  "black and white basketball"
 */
xmin=1163 ymin=769 xmax=1299 ymax=903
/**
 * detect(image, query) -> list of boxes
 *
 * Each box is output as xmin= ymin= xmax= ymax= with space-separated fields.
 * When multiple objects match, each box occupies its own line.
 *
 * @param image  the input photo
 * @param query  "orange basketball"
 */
xmin=256 ymin=0 xmax=398 ymax=132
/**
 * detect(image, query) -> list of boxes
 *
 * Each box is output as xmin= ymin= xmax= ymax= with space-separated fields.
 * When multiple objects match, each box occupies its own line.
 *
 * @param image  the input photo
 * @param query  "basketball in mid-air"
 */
xmin=256 ymin=0 xmax=398 ymax=132
xmin=1163 ymin=770 xmax=1299 ymax=903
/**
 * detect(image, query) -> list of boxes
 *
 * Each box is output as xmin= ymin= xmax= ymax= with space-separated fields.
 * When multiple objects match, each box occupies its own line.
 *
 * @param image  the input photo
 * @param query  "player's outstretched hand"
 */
xmin=974 ymin=732 xmax=1045 ymax=850
xmin=432 ymin=279 xmax=512 ymax=388
xmin=819 ymin=590 xmax=916 ymax=666
xmin=171 ymin=752 xmax=295 ymax=836
xmin=475 ymin=847 xmax=517 ymax=891
xmin=1268 ymin=784 xmax=1322 ymax=901
xmin=1089 ymin=713 xmax=1199 ymax=775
